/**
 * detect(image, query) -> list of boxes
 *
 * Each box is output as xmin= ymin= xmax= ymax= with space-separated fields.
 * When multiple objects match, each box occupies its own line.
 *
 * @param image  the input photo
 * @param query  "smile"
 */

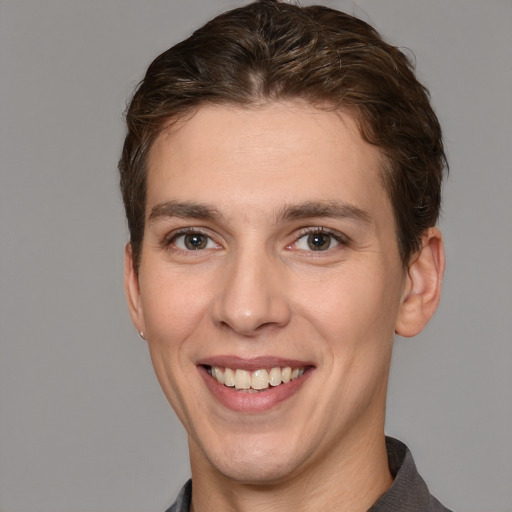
xmin=207 ymin=366 xmax=306 ymax=391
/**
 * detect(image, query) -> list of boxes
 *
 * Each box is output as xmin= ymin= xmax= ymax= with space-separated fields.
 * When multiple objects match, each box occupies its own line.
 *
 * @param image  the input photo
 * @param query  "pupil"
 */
xmin=308 ymin=233 xmax=330 ymax=250
xmin=185 ymin=234 xmax=206 ymax=250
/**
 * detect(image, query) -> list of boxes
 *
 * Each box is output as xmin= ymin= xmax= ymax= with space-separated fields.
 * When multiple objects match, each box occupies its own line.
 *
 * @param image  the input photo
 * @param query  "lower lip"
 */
xmin=199 ymin=366 xmax=313 ymax=413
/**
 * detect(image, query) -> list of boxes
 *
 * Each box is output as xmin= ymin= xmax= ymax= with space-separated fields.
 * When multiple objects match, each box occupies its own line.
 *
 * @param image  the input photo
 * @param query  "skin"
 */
xmin=125 ymin=101 xmax=445 ymax=512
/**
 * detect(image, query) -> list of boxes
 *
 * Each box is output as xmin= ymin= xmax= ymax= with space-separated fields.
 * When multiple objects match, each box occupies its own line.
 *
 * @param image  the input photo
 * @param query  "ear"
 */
xmin=395 ymin=227 xmax=445 ymax=337
xmin=124 ymin=243 xmax=145 ymax=335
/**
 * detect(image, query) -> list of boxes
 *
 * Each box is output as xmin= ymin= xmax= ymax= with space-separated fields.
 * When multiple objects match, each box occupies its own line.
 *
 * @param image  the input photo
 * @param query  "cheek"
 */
xmin=303 ymin=263 xmax=403 ymax=355
xmin=139 ymin=265 xmax=213 ymax=342
xmin=138 ymin=267 xmax=212 ymax=426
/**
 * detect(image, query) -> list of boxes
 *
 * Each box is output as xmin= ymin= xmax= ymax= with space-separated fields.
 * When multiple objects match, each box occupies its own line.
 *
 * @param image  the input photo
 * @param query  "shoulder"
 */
xmin=164 ymin=480 xmax=192 ymax=512
xmin=368 ymin=437 xmax=453 ymax=512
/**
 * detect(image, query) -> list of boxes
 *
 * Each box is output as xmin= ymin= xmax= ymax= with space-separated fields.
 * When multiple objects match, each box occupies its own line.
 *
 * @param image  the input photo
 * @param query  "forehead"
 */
xmin=146 ymin=101 xmax=390 ymax=224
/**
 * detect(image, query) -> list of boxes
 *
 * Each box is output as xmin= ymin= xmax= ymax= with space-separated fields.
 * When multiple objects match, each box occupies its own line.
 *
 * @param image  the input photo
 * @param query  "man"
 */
xmin=119 ymin=1 xmax=450 ymax=510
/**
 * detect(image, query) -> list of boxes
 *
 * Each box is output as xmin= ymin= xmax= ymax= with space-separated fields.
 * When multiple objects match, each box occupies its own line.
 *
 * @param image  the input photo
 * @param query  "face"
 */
xmin=126 ymin=101 xmax=410 ymax=484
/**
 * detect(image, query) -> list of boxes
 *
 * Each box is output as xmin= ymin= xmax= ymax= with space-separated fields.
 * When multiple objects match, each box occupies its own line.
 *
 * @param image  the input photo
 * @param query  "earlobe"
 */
xmin=395 ymin=228 xmax=445 ymax=338
xmin=124 ymin=243 xmax=145 ymax=334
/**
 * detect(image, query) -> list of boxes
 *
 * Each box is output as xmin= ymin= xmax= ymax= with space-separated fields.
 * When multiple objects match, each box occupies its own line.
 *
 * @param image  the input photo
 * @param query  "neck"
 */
xmin=189 ymin=429 xmax=392 ymax=512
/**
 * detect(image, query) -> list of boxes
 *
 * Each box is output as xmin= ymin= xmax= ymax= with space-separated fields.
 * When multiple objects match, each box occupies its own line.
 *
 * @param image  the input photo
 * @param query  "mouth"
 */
xmin=205 ymin=365 xmax=308 ymax=392
xmin=197 ymin=356 xmax=315 ymax=412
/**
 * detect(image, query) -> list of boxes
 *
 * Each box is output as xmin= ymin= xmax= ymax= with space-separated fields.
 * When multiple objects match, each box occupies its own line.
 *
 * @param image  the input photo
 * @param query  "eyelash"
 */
xmin=292 ymin=227 xmax=349 ymax=251
xmin=162 ymin=226 xmax=349 ymax=253
xmin=162 ymin=228 xmax=216 ymax=252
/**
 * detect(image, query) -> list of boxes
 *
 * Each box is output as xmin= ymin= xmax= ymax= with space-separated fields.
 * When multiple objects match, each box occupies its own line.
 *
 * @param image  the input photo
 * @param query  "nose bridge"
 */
xmin=212 ymin=242 xmax=291 ymax=336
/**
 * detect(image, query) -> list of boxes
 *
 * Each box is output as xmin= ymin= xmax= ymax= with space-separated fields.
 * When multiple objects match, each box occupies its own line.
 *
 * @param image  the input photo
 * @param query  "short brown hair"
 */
xmin=119 ymin=0 xmax=447 ymax=271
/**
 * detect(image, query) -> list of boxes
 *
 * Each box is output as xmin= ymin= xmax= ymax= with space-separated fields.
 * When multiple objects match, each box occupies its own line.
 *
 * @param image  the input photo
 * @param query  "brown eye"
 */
xmin=173 ymin=232 xmax=216 ymax=250
xmin=293 ymin=229 xmax=342 ymax=252
xmin=307 ymin=233 xmax=332 ymax=251
xmin=184 ymin=233 xmax=207 ymax=250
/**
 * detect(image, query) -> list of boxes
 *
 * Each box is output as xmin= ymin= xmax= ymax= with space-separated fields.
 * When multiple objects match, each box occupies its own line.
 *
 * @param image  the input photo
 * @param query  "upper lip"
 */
xmin=196 ymin=355 xmax=315 ymax=372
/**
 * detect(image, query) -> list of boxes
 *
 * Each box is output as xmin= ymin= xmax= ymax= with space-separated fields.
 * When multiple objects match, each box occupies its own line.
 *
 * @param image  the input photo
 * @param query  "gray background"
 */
xmin=1 ymin=1 xmax=511 ymax=511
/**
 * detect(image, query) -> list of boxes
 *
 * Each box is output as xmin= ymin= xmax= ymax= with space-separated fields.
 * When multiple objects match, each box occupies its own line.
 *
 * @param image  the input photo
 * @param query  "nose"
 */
xmin=212 ymin=247 xmax=292 ymax=337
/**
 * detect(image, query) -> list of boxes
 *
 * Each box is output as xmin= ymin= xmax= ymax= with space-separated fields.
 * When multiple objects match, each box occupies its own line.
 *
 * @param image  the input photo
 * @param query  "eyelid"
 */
xmin=160 ymin=225 xmax=349 ymax=252
xmin=289 ymin=226 xmax=350 ymax=250
xmin=161 ymin=227 xmax=221 ymax=251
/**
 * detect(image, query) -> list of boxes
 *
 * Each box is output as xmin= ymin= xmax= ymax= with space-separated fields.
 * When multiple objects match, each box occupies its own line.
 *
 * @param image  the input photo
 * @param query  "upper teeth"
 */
xmin=209 ymin=366 xmax=305 ymax=391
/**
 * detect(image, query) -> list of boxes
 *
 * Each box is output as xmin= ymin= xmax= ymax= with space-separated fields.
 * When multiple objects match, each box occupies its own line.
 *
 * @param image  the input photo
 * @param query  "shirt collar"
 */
xmin=166 ymin=437 xmax=450 ymax=512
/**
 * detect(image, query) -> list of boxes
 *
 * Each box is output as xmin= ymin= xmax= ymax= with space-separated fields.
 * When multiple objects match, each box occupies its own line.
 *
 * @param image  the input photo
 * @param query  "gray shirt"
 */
xmin=165 ymin=437 xmax=452 ymax=512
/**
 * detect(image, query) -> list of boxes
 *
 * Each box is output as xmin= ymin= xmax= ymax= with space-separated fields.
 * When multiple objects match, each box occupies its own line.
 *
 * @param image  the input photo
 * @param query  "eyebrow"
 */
xmin=148 ymin=199 xmax=372 ymax=225
xmin=148 ymin=200 xmax=222 ymax=223
xmin=277 ymin=201 xmax=372 ymax=224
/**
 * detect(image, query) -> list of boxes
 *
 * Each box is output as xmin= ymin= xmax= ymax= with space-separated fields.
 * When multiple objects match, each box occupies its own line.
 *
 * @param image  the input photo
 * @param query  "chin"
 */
xmin=196 ymin=433 xmax=314 ymax=485
xmin=212 ymin=455 xmax=303 ymax=485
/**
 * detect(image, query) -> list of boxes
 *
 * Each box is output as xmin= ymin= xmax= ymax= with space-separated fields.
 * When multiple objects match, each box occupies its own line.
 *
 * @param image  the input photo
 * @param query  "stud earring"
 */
xmin=138 ymin=330 xmax=145 ymax=340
